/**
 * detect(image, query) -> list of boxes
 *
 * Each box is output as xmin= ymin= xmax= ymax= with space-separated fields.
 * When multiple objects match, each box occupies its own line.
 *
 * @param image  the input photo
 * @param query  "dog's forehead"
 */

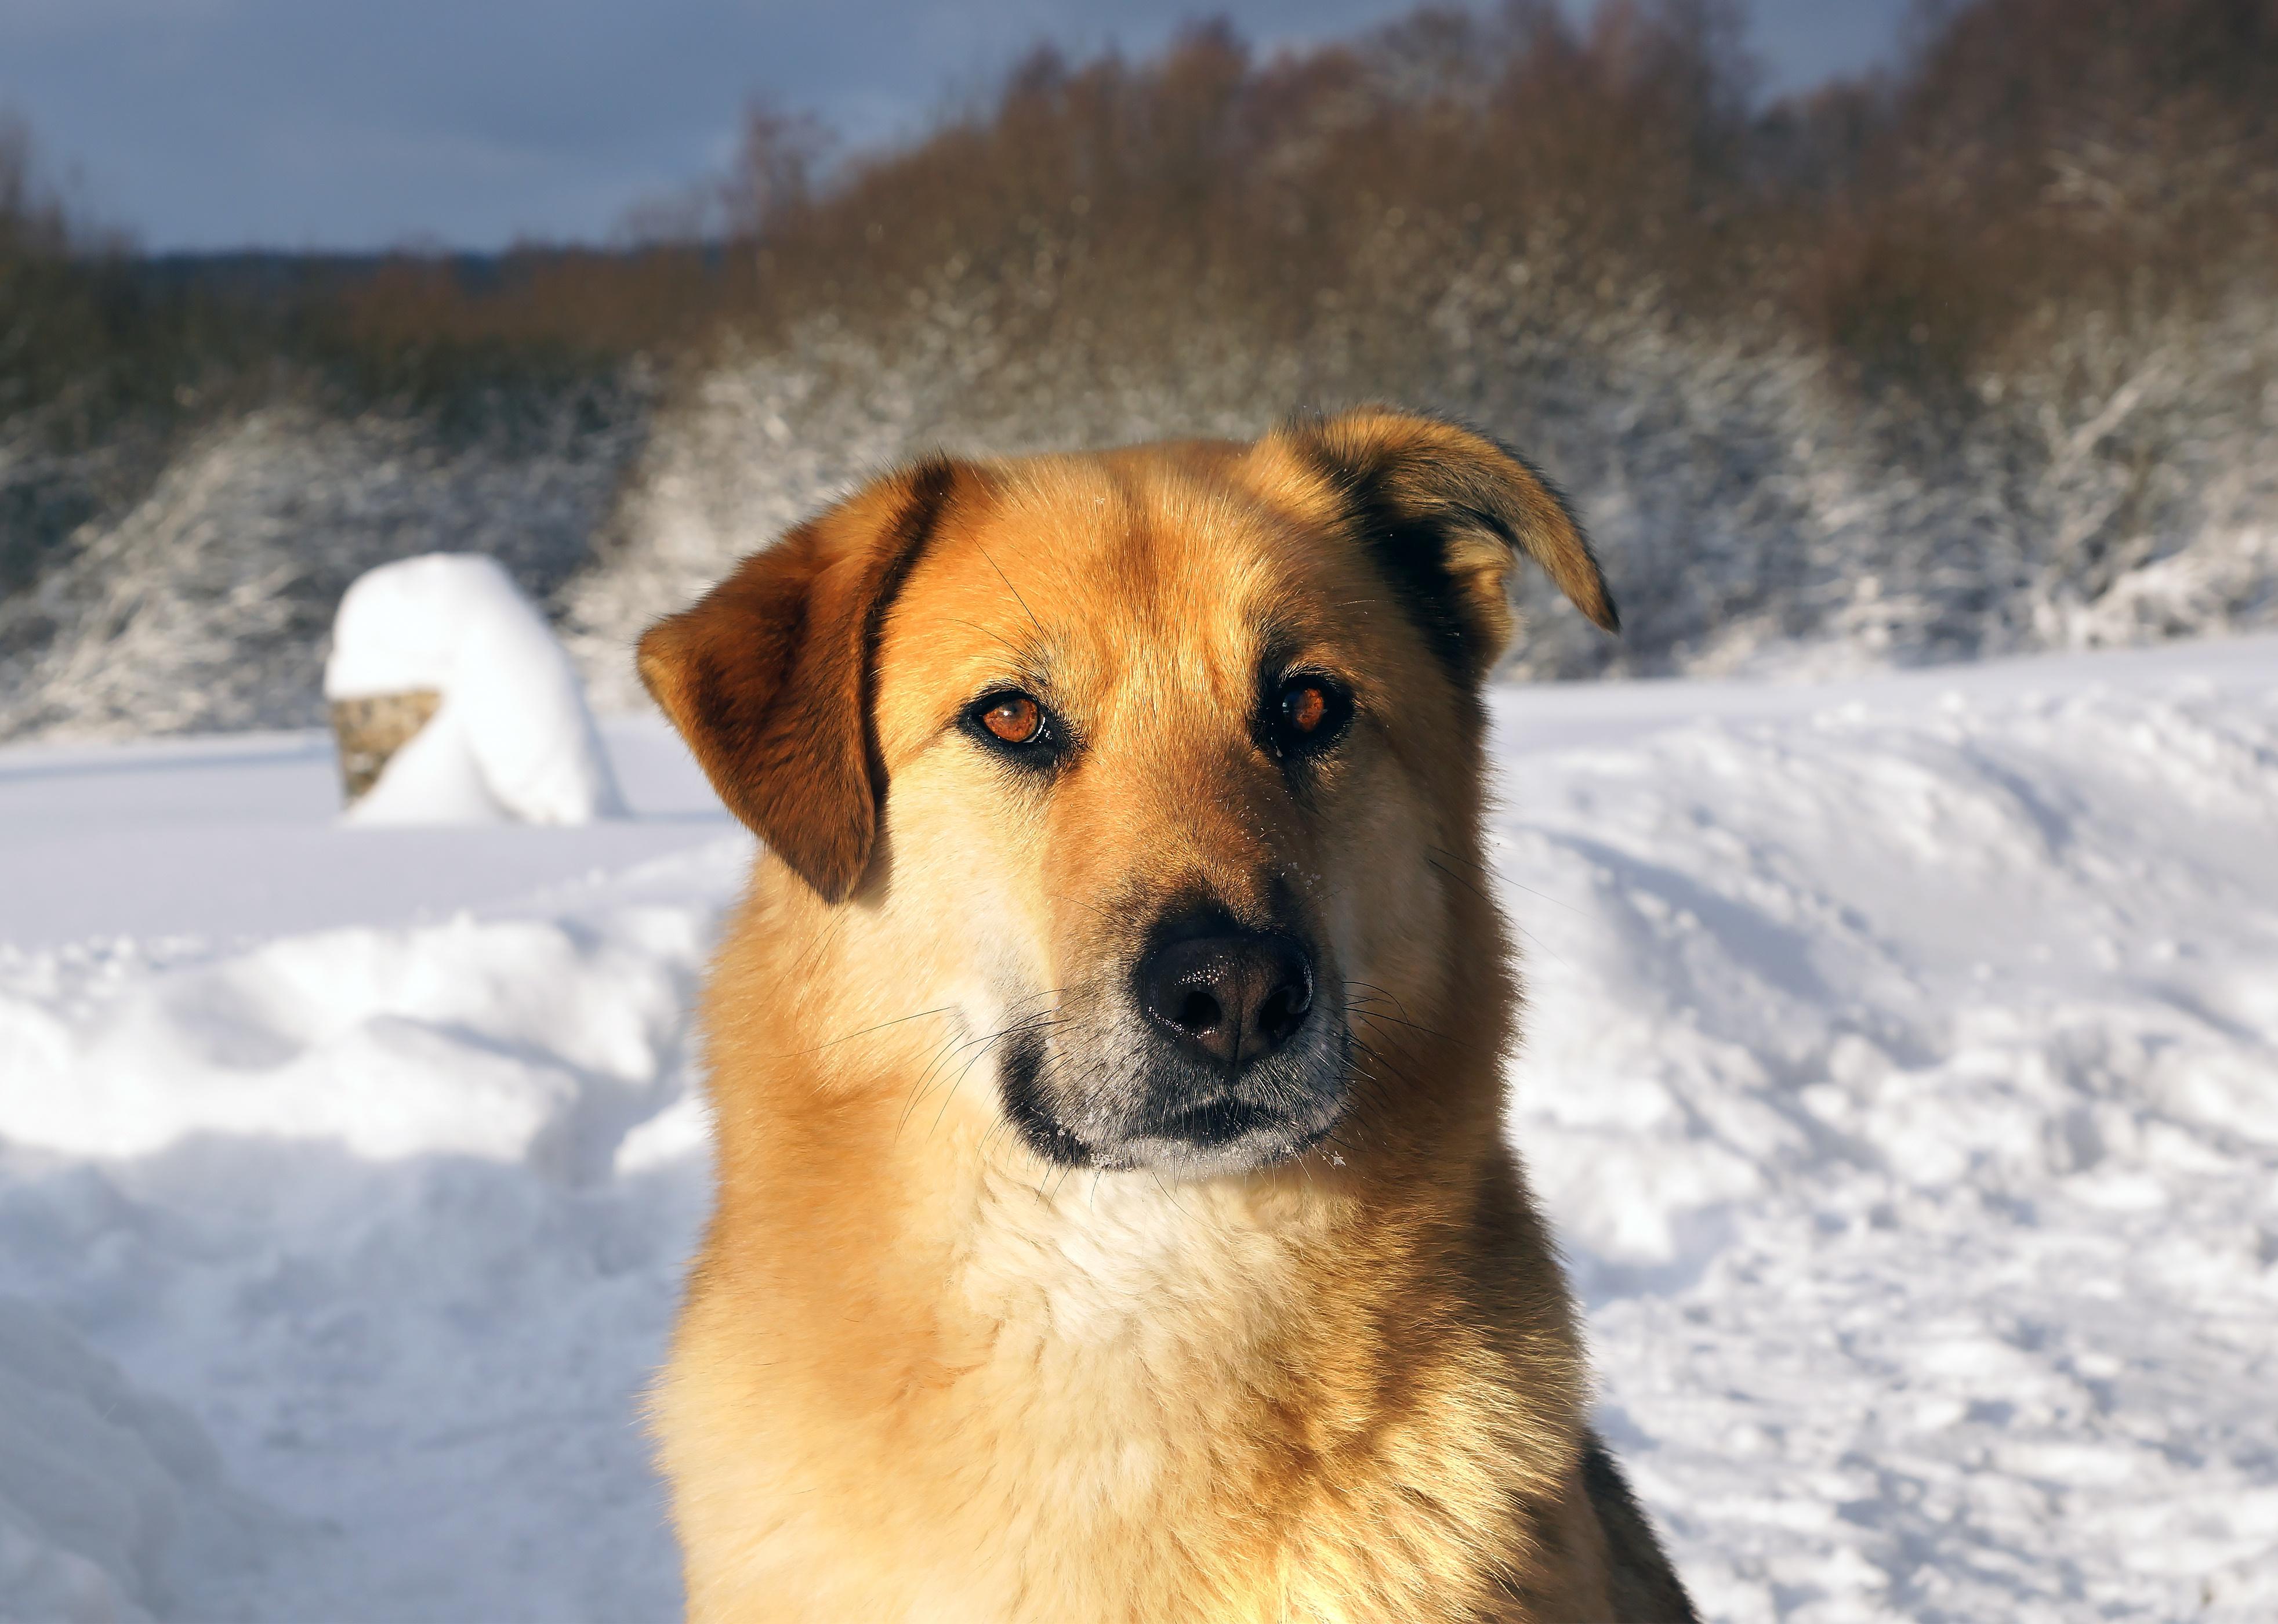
xmin=899 ymin=450 xmax=1361 ymax=690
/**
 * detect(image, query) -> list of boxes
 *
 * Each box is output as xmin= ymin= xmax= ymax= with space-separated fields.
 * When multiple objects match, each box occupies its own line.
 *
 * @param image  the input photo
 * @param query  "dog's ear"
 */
xmin=637 ymin=458 xmax=961 ymax=904
xmin=1275 ymin=407 xmax=1616 ymax=680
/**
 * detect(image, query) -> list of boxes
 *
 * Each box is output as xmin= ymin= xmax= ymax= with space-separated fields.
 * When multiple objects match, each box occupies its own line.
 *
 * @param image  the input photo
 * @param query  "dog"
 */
xmin=636 ymin=407 xmax=1697 ymax=1622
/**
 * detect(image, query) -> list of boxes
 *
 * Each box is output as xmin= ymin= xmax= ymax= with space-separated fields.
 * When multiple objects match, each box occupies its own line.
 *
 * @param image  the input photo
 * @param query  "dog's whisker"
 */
xmin=1340 ymin=978 xmax=1416 ymax=1017
xmin=895 ymin=1030 xmax=977 ymax=1135
xmin=947 ymin=616 xmax=1027 ymax=657
xmin=1350 ymin=1009 xmax=1464 ymax=1050
xmin=923 ymin=1009 xmax=1082 ymax=1143
xmin=1431 ymin=840 xmax=1587 ymax=920
xmin=897 ymin=1010 xmax=1071 ymax=1136
xmin=1426 ymin=854 xmax=1501 ymax=912
xmin=973 ymin=539 xmax=1050 ymax=644
xmin=1421 ymin=847 xmax=1579 ymax=967
xmin=779 ymin=1005 xmax=961 ymax=1058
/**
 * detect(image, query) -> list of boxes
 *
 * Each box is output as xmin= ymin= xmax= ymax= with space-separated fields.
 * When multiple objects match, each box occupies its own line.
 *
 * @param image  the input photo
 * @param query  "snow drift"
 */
xmin=0 ymin=1297 xmax=260 ymax=1624
xmin=0 ymin=637 xmax=2273 ymax=1621
xmin=326 ymin=553 xmax=625 ymax=826
xmin=1490 ymin=642 xmax=2278 ymax=1621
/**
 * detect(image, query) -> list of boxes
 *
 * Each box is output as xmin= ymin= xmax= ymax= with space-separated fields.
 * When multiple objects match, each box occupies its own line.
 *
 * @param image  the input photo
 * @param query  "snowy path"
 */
xmin=3 ymin=640 xmax=2275 ymax=1621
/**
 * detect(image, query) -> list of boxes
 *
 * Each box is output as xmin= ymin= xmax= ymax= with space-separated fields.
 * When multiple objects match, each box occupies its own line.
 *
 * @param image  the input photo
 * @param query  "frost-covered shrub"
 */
xmin=561 ymin=252 xmax=2278 ymax=695
xmin=0 ymin=389 xmax=645 ymax=740
xmin=560 ymin=0 xmax=2278 ymax=693
xmin=4 ymin=0 xmax=2274 ymax=739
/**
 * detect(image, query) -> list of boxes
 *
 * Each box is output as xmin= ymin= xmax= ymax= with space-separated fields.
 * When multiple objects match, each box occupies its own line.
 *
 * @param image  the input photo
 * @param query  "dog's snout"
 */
xmin=1140 ymin=930 xmax=1314 ymax=1069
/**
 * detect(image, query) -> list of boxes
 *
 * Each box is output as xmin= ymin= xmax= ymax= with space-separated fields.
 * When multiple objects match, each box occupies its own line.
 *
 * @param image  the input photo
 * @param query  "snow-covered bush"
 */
xmin=325 ymin=553 xmax=624 ymax=825
xmin=5 ymin=0 xmax=2275 ymax=742
xmin=554 ymin=261 xmax=2278 ymax=698
xmin=0 ymin=387 xmax=646 ymax=744
xmin=555 ymin=0 xmax=2278 ymax=691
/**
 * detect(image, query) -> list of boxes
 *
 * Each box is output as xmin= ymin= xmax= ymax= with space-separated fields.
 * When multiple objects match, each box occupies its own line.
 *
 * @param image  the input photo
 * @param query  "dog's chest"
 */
xmin=679 ymin=1185 xmax=1536 ymax=1622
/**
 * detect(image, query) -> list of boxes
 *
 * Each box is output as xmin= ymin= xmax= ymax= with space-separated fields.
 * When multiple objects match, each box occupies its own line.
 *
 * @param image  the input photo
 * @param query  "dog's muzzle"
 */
xmin=999 ymin=907 xmax=1350 ymax=1177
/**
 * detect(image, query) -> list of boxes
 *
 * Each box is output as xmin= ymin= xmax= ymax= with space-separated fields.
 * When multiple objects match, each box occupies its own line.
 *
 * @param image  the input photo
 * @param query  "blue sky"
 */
xmin=0 ymin=1 xmax=1912 ymax=252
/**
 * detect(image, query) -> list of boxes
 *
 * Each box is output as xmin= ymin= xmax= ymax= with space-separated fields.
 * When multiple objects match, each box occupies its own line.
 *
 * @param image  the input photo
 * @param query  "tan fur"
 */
xmin=640 ymin=409 xmax=1695 ymax=1622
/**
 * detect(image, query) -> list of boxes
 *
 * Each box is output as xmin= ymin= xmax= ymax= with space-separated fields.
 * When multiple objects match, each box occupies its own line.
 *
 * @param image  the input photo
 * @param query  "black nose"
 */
xmin=1138 ymin=929 xmax=1314 ymax=1069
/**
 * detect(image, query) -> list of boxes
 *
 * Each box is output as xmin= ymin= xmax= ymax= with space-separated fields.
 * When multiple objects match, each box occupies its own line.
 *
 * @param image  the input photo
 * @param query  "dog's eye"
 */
xmin=1267 ymin=675 xmax=1352 ymax=756
xmin=982 ymin=695 xmax=1042 ymax=745
xmin=1285 ymin=684 xmax=1326 ymax=734
xmin=965 ymin=690 xmax=1060 ymax=760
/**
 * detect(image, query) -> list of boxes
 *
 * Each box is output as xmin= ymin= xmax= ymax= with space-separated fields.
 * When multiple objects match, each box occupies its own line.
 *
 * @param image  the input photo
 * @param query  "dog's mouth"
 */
xmin=991 ymin=898 xmax=1352 ymax=1177
xmin=997 ymin=1002 xmax=1351 ymax=1178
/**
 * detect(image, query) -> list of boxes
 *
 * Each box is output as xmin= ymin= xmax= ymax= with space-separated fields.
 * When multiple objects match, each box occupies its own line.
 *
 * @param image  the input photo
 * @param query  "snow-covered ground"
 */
xmin=2 ymin=638 xmax=2274 ymax=1622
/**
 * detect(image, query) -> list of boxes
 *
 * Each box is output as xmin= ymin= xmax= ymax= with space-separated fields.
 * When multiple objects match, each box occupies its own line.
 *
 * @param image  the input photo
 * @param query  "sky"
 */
xmin=0 ymin=1 xmax=1913 ymax=253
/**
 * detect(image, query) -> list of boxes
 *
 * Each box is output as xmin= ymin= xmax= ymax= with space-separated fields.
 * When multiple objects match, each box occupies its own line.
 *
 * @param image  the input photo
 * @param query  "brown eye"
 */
xmin=1284 ymin=683 xmax=1327 ymax=735
xmin=982 ymin=696 xmax=1042 ymax=744
xmin=970 ymin=692 xmax=1057 ymax=751
xmin=966 ymin=688 xmax=1061 ymax=767
xmin=1266 ymin=673 xmax=1351 ymax=757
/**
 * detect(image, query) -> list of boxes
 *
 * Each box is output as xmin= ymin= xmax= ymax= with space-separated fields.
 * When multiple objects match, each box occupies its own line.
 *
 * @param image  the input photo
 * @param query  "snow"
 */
xmin=1490 ymin=641 xmax=2278 ymax=1620
xmin=0 ymin=720 xmax=720 ymax=949
xmin=0 ymin=1298 xmax=262 ymax=1624
xmin=2 ymin=636 xmax=2275 ymax=1621
xmin=325 ymin=553 xmax=626 ymax=826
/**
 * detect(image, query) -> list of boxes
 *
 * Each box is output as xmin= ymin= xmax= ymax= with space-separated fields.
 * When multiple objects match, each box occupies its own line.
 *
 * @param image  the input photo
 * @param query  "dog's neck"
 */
xmin=947 ymin=1147 xmax=1353 ymax=1361
xmin=717 ymin=1027 xmax=1515 ymax=1412
xmin=675 ymin=892 xmax=1595 ymax=1621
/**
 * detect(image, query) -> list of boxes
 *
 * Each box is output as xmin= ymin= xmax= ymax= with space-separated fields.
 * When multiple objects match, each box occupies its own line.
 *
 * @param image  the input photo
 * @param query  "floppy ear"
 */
xmin=1275 ymin=406 xmax=1616 ymax=680
xmin=636 ymin=458 xmax=960 ymax=904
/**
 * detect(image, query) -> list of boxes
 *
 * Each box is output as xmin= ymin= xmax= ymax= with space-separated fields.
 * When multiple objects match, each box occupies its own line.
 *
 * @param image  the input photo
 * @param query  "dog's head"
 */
xmin=640 ymin=408 xmax=1615 ymax=1179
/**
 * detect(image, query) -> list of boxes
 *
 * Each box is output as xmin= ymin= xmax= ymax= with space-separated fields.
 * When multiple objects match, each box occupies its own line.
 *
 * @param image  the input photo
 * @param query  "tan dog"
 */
xmin=637 ymin=407 xmax=1697 ymax=1622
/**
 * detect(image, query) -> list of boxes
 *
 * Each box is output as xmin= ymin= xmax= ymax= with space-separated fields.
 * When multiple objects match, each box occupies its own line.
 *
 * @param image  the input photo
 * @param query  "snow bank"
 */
xmin=0 ymin=637 xmax=2271 ymax=1621
xmin=1491 ymin=649 xmax=2278 ymax=1622
xmin=0 ymin=881 xmax=725 ymax=1618
xmin=0 ymin=907 xmax=709 ymax=1174
xmin=0 ymin=1297 xmax=257 ymax=1623
xmin=326 ymin=553 xmax=625 ymax=826
xmin=0 ymin=1126 xmax=705 ymax=1623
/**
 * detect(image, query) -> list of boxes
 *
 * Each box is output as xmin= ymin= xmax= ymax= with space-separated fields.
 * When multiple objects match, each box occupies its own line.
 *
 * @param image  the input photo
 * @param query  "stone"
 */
xmin=330 ymin=690 xmax=442 ymax=804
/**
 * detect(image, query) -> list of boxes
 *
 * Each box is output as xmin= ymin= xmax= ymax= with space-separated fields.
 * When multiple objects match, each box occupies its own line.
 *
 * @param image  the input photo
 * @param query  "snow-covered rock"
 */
xmin=325 ymin=553 xmax=626 ymax=826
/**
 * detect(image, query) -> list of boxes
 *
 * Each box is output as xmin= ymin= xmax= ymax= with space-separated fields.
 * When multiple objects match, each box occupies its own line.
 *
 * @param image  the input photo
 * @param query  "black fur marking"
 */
xmin=1293 ymin=440 xmax=1477 ymax=679
xmin=999 ymin=1024 xmax=1093 ymax=1168
xmin=858 ymin=456 xmax=959 ymax=820
xmin=1577 ymin=1433 xmax=1703 ymax=1623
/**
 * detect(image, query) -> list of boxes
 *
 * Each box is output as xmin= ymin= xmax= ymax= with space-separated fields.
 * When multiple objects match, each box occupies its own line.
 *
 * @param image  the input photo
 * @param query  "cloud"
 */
xmin=0 ymin=0 xmax=1907 ymax=251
